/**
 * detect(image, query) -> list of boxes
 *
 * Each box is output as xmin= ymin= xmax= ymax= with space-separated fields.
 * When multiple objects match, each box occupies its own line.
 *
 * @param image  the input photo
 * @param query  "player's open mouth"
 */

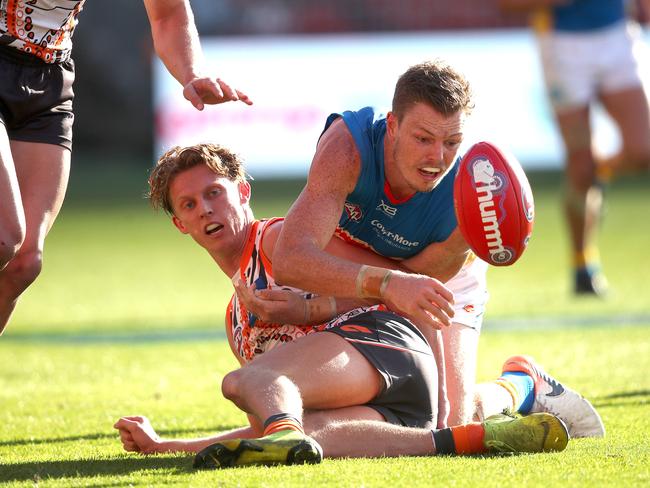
xmin=205 ymin=223 xmax=224 ymax=235
xmin=418 ymin=167 xmax=442 ymax=181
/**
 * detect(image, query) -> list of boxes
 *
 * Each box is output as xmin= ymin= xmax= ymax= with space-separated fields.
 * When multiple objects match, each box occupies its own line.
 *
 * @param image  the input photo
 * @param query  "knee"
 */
xmin=0 ymin=228 xmax=26 ymax=269
xmin=2 ymin=249 xmax=42 ymax=290
xmin=221 ymin=370 xmax=244 ymax=405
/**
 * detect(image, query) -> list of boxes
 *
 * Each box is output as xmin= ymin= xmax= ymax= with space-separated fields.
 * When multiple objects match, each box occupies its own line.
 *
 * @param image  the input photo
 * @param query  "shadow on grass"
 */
xmin=1 ymin=456 xmax=195 ymax=483
xmin=592 ymin=390 xmax=650 ymax=408
xmin=0 ymin=426 xmax=241 ymax=447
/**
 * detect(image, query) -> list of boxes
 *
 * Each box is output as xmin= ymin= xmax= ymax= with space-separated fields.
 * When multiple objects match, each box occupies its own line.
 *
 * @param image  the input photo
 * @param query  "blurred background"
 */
xmin=8 ymin=0 xmax=650 ymax=335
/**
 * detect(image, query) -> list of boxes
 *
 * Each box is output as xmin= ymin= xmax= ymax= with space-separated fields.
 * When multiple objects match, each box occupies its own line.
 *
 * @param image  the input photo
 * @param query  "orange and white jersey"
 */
xmin=0 ymin=0 xmax=85 ymax=63
xmin=226 ymin=218 xmax=319 ymax=363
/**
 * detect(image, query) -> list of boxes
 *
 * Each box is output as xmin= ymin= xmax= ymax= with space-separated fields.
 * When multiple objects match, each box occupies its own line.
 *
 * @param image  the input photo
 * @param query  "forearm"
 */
xmin=155 ymin=425 xmax=258 ymax=454
xmin=275 ymin=243 xmax=365 ymax=298
xmin=146 ymin=0 xmax=203 ymax=86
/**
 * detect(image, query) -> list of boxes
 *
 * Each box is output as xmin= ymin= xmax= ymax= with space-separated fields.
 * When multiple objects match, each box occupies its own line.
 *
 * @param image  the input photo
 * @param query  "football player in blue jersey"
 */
xmin=271 ymin=59 xmax=604 ymax=436
xmin=500 ymin=0 xmax=650 ymax=296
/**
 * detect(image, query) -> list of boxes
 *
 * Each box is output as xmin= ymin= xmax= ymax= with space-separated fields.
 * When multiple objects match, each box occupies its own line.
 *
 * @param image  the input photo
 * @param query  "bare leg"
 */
xmin=442 ymin=322 xmax=479 ymax=425
xmin=599 ymin=85 xmax=650 ymax=174
xmin=221 ymin=331 xmax=384 ymax=424
xmin=0 ymin=141 xmax=70 ymax=333
xmin=555 ymin=105 xmax=600 ymax=265
xmin=473 ymin=382 xmax=514 ymax=422
xmin=0 ymin=127 xmax=25 ymax=269
xmin=306 ymin=406 xmax=434 ymax=458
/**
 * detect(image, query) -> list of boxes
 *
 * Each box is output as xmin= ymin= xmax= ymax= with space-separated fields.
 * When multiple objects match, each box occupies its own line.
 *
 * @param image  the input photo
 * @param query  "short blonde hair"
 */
xmin=148 ymin=143 xmax=247 ymax=215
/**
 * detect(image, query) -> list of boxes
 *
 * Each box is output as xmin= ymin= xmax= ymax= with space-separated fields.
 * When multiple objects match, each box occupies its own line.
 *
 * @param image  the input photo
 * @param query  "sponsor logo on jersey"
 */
xmin=371 ymin=219 xmax=420 ymax=248
xmin=344 ymin=202 xmax=363 ymax=222
xmin=376 ymin=199 xmax=397 ymax=217
xmin=471 ymin=157 xmax=514 ymax=265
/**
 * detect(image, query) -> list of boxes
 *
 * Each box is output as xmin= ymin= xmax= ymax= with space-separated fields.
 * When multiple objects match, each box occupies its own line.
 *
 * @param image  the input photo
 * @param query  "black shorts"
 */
xmin=0 ymin=45 xmax=75 ymax=150
xmin=325 ymin=310 xmax=437 ymax=429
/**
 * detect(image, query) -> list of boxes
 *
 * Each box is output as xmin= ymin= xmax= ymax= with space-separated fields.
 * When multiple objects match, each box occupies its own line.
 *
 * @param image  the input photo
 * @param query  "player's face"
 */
xmin=169 ymin=165 xmax=251 ymax=255
xmin=386 ymin=102 xmax=465 ymax=197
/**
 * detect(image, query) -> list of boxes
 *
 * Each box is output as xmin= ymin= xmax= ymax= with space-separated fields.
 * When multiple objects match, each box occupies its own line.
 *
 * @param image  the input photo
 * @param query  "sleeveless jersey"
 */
xmin=0 ymin=1 xmax=85 ymax=63
xmin=533 ymin=0 xmax=626 ymax=33
xmin=226 ymin=218 xmax=384 ymax=362
xmin=325 ymin=107 xmax=458 ymax=259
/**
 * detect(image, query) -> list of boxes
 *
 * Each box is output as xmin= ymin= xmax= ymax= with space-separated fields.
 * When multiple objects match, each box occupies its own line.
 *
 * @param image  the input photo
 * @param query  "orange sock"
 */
xmin=450 ymin=423 xmax=487 ymax=455
xmin=432 ymin=423 xmax=487 ymax=455
xmin=262 ymin=413 xmax=304 ymax=436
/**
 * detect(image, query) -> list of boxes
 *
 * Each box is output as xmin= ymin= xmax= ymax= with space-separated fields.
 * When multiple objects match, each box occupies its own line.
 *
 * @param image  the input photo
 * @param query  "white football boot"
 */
xmin=502 ymin=355 xmax=605 ymax=438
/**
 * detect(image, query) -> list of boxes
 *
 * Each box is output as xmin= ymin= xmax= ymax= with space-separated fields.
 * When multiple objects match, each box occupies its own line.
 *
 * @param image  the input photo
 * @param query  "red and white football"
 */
xmin=454 ymin=141 xmax=534 ymax=266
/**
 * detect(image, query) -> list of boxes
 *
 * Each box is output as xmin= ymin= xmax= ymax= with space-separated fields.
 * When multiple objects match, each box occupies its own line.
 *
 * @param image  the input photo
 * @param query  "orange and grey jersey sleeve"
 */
xmin=0 ymin=1 xmax=85 ymax=63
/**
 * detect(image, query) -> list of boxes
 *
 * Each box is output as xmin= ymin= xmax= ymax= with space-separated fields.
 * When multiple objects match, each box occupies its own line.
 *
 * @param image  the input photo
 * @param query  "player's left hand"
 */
xmin=183 ymin=77 xmax=253 ymax=110
xmin=113 ymin=416 xmax=162 ymax=454
xmin=234 ymin=281 xmax=307 ymax=325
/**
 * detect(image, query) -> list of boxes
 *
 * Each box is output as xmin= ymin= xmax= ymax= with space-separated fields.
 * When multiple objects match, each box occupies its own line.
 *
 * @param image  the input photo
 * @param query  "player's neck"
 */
xmin=210 ymin=219 xmax=256 ymax=278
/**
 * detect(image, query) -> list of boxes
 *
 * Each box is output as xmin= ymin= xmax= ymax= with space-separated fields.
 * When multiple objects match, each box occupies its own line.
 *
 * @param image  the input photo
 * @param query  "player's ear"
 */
xmin=238 ymin=181 xmax=251 ymax=204
xmin=386 ymin=111 xmax=397 ymax=137
xmin=172 ymin=215 xmax=189 ymax=234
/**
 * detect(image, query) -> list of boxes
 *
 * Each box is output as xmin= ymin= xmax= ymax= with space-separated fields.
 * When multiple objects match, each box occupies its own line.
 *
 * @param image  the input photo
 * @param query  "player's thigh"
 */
xmin=303 ymin=405 xmax=385 ymax=434
xmin=0 ymin=125 xmax=25 ymax=249
xmin=245 ymin=331 xmax=383 ymax=408
xmin=10 ymin=140 xmax=71 ymax=251
xmin=600 ymin=86 xmax=650 ymax=160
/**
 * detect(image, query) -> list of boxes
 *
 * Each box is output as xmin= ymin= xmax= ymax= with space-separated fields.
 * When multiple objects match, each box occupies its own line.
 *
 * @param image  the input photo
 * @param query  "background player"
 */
xmin=0 ymin=0 xmax=251 ymax=335
xmin=499 ymin=0 xmax=650 ymax=295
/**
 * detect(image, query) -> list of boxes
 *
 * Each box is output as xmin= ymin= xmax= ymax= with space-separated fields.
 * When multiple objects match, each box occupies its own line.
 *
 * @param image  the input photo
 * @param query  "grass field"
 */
xmin=1 ymin=165 xmax=649 ymax=486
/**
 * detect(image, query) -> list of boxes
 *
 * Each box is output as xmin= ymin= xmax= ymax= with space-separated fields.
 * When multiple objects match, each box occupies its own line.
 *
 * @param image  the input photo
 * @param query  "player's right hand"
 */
xmin=234 ymin=281 xmax=307 ymax=325
xmin=382 ymin=270 xmax=455 ymax=330
xmin=113 ymin=416 xmax=162 ymax=454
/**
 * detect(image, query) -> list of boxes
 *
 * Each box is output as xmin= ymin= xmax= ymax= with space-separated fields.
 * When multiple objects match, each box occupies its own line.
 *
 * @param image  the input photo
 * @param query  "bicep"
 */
xmin=278 ymin=120 xmax=360 ymax=253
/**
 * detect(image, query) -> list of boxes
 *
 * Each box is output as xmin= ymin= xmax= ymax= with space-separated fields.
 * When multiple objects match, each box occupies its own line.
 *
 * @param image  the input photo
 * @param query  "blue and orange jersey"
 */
xmin=324 ymin=107 xmax=459 ymax=260
xmin=532 ymin=0 xmax=627 ymax=33
xmin=0 ymin=0 xmax=85 ymax=63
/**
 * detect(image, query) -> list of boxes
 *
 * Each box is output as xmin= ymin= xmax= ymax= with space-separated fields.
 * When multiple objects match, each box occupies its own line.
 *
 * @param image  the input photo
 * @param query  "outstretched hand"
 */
xmin=113 ymin=416 xmax=162 ymax=454
xmin=183 ymin=77 xmax=253 ymax=110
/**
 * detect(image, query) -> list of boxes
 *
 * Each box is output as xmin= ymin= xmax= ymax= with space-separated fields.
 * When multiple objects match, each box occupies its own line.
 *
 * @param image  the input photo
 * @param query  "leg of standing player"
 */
xmin=555 ymin=104 xmax=608 ymax=294
xmin=0 ymin=140 xmax=70 ymax=333
xmin=599 ymin=84 xmax=650 ymax=174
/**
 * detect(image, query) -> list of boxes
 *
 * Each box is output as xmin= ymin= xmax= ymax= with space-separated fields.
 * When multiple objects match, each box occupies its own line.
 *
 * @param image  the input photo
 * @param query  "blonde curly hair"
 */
xmin=148 ymin=143 xmax=247 ymax=215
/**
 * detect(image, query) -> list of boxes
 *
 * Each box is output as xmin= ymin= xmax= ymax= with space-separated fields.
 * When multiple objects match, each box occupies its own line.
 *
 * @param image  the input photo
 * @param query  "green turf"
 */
xmin=1 ymin=168 xmax=649 ymax=485
xmin=1 ymin=327 xmax=649 ymax=486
